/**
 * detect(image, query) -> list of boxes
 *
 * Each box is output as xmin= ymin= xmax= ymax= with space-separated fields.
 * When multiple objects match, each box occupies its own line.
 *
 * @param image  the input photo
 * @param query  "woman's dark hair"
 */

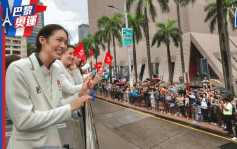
xmin=6 ymin=55 xmax=21 ymax=71
xmin=67 ymin=45 xmax=75 ymax=49
xmin=35 ymin=24 xmax=68 ymax=53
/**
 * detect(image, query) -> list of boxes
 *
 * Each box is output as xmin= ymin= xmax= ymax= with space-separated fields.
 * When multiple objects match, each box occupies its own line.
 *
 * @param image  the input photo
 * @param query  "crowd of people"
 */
xmin=95 ymin=78 xmax=237 ymax=140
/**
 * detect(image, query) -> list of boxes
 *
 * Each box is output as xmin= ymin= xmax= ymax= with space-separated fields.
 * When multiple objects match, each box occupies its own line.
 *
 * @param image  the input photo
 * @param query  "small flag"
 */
xmin=104 ymin=52 xmax=113 ymax=66
xmin=94 ymin=62 xmax=102 ymax=70
xmin=73 ymin=42 xmax=86 ymax=63
xmin=89 ymin=49 xmax=94 ymax=56
xmin=36 ymin=87 xmax=41 ymax=94
xmin=98 ymin=66 xmax=106 ymax=73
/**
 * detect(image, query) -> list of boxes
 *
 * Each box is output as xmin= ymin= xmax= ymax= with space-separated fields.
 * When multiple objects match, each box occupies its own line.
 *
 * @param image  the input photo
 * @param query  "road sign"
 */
xmin=122 ymin=28 xmax=133 ymax=47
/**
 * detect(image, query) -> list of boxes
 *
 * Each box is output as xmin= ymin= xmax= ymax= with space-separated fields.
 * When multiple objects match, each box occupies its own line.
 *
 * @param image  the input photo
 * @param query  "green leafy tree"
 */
xmin=126 ymin=0 xmax=170 ymax=84
xmin=98 ymin=13 xmax=123 ymax=81
xmin=152 ymin=19 xmax=181 ymax=83
xmin=204 ymin=0 xmax=237 ymax=33
xmin=127 ymin=13 xmax=144 ymax=82
xmin=204 ymin=0 xmax=236 ymax=96
xmin=27 ymin=43 xmax=36 ymax=56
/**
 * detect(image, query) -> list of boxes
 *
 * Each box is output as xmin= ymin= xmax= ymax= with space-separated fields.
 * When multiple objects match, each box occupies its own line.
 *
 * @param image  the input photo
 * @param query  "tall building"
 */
xmin=27 ymin=1 xmax=45 ymax=47
xmin=78 ymin=24 xmax=89 ymax=42
xmin=5 ymin=36 xmax=27 ymax=59
xmin=88 ymin=0 xmax=237 ymax=93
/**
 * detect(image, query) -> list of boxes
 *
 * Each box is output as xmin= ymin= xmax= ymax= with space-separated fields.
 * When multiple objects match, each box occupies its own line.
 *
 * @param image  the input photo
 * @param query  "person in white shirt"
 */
xmin=6 ymin=24 xmax=92 ymax=149
xmin=199 ymin=94 xmax=209 ymax=122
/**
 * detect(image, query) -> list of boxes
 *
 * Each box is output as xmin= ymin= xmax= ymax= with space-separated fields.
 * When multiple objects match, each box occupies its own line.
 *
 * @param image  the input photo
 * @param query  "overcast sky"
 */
xmin=40 ymin=0 xmax=89 ymax=44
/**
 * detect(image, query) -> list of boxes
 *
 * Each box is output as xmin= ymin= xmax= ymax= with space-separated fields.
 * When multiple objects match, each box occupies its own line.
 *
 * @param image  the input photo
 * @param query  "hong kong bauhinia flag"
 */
xmin=94 ymin=62 xmax=102 ymax=70
xmin=89 ymin=49 xmax=94 ymax=56
xmin=73 ymin=42 xmax=86 ymax=63
xmin=104 ymin=52 xmax=113 ymax=66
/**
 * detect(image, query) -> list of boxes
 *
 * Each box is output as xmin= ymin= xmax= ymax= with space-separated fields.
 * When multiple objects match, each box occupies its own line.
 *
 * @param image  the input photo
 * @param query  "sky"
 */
xmin=40 ymin=0 xmax=89 ymax=45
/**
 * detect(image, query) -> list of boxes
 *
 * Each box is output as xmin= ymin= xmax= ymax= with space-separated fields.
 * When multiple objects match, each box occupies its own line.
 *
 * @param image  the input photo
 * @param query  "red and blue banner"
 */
xmin=0 ymin=3 xmax=5 ymax=149
xmin=1 ymin=0 xmax=46 ymax=37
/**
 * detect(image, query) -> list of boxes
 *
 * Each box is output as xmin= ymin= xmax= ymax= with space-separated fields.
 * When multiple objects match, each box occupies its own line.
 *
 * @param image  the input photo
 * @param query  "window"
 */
xmin=13 ymin=51 xmax=21 ymax=55
xmin=13 ymin=40 xmax=21 ymax=44
xmin=5 ymin=39 xmax=11 ymax=44
xmin=152 ymin=63 xmax=159 ymax=75
xmin=5 ymin=50 xmax=10 ymax=54
xmin=12 ymin=46 xmax=21 ymax=49
xmin=5 ymin=45 xmax=10 ymax=48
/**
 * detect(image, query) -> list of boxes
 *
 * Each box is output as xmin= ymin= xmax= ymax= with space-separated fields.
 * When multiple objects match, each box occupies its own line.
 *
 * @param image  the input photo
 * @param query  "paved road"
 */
xmin=91 ymin=98 xmax=237 ymax=149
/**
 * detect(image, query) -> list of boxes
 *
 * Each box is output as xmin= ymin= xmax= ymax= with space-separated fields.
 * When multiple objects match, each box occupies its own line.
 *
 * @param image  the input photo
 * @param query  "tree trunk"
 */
xmin=112 ymin=35 xmax=118 ymax=80
xmin=167 ymin=44 xmax=173 ymax=83
xmin=144 ymin=7 xmax=153 ymax=84
xmin=216 ymin=0 xmax=234 ymax=97
xmin=176 ymin=2 xmax=185 ymax=78
xmin=133 ymin=34 xmax=138 ymax=83
xmin=108 ymin=40 xmax=112 ymax=83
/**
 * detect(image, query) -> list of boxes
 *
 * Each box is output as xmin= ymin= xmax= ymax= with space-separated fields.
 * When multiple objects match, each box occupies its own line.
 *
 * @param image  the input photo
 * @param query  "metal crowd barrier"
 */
xmin=85 ymin=101 xmax=100 ymax=149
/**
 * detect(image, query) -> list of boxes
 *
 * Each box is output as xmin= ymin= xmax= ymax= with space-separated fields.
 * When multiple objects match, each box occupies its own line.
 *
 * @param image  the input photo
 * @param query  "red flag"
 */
xmin=73 ymin=42 xmax=86 ymax=63
xmin=98 ymin=66 xmax=106 ymax=73
xmin=89 ymin=49 xmax=94 ymax=56
xmin=104 ymin=52 xmax=113 ymax=66
xmin=94 ymin=62 xmax=102 ymax=70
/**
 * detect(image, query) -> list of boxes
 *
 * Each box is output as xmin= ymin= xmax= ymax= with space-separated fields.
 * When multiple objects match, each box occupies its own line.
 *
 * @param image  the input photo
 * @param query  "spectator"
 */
xmin=5 ymin=55 xmax=21 ymax=125
xmin=220 ymin=97 xmax=233 ymax=135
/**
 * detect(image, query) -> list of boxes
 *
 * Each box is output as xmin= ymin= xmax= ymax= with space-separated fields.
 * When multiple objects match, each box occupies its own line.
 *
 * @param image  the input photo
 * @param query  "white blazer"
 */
xmin=6 ymin=53 xmax=77 ymax=149
xmin=54 ymin=60 xmax=90 ymax=102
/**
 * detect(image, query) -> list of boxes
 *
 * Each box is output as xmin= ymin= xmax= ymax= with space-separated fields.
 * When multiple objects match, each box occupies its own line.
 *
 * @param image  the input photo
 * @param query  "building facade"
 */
xmin=5 ymin=36 xmax=27 ymax=58
xmin=27 ymin=1 xmax=45 ymax=47
xmin=88 ymin=0 xmax=237 ymax=93
xmin=78 ymin=24 xmax=89 ymax=42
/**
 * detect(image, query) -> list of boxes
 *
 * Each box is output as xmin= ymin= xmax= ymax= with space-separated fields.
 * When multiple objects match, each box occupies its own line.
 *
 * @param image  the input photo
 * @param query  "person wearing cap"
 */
xmin=220 ymin=97 xmax=233 ymax=135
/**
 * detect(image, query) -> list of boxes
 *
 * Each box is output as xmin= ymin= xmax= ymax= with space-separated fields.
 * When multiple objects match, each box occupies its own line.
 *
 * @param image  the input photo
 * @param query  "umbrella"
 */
xmin=214 ymin=87 xmax=231 ymax=94
xmin=175 ymin=84 xmax=186 ymax=91
xmin=115 ymin=82 xmax=125 ymax=86
xmin=167 ymin=88 xmax=177 ymax=94
xmin=209 ymin=79 xmax=223 ymax=87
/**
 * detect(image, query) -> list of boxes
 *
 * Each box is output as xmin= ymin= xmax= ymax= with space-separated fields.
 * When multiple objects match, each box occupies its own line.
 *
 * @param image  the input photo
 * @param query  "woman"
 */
xmin=54 ymin=45 xmax=97 ymax=104
xmin=6 ymin=24 xmax=92 ymax=149
xmin=74 ymin=54 xmax=92 ymax=84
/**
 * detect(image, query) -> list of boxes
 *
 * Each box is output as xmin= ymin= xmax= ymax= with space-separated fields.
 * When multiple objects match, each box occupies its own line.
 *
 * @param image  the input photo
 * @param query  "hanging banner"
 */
xmin=122 ymin=28 xmax=133 ymax=47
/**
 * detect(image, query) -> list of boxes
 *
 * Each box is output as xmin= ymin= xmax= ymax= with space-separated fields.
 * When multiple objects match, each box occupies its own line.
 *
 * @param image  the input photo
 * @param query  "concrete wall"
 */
xmin=88 ymin=0 xmax=237 ymax=84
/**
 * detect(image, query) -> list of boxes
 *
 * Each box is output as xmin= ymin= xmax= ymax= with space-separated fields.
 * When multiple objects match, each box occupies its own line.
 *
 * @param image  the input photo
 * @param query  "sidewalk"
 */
xmin=95 ymin=93 xmax=229 ymax=137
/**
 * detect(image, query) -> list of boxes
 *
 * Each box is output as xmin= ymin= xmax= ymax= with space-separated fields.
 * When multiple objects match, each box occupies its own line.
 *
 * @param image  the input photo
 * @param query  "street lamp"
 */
xmin=108 ymin=3 xmax=133 ymax=87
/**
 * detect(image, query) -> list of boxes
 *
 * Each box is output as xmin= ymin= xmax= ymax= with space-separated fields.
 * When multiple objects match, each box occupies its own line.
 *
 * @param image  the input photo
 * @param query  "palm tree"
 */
xmin=97 ymin=13 xmax=123 ymax=81
xmin=204 ymin=0 xmax=237 ymax=33
xmin=126 ymin=0 xmax=170 ymax=84
xmin=204 ymin=0 xmax=236 ymax=96
xmin=174 ymin=0 xmax=196 ymax=78
xmin=127 ymin=13 xmax=144 ymax=83
xmin=152 ymin=19 xmax=181 ymax=83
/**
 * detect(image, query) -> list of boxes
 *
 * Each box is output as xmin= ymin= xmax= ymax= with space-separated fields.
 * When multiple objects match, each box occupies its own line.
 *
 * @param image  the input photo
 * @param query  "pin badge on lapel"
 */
xmin=57 ymin=79 xmax=60 ymax=85
xmin=36 ymin=87 xmax=41 ymax=94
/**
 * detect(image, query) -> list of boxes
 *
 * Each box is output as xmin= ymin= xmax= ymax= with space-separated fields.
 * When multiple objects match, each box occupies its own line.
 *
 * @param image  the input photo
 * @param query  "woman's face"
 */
xmin=74 ymin=56 xmax=82 ymax=65
xmin=61 ymin=47 xmax=74 ymax=66
xmin=40 ymin=30 xmax=68 ymax=61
